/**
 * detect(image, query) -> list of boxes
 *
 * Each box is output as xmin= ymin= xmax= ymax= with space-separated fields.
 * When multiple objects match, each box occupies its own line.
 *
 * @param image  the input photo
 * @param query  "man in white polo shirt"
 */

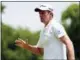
xmin=15 ymin=4 xmax=75 ymax=60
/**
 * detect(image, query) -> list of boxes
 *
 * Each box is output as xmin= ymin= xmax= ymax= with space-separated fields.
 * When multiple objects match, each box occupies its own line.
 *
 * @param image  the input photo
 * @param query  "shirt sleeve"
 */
xmin=52 ymin=23 xmax=66 ymax=38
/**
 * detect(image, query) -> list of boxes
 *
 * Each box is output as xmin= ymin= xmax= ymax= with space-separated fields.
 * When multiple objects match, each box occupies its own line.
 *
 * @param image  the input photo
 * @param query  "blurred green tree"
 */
xmin=2 ymin=23 xmax=41 ymax=60
xmin=1 ymin=3 xmax=41 ymax=60
xmin=0 ymin=2 xmax=5 ymax=13
xmin=61 ymin=3 xmax=80 ymax=59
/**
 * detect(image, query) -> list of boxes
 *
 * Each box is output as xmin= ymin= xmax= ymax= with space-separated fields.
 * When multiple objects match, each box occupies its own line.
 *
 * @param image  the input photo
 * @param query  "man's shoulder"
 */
xmin=50 ymin=20 xmax=65 ymax=32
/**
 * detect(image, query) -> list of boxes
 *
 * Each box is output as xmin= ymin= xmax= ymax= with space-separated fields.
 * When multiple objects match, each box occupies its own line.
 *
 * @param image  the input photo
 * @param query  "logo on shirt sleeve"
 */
xmin=57 ymin=30 xmax=61 ymax=35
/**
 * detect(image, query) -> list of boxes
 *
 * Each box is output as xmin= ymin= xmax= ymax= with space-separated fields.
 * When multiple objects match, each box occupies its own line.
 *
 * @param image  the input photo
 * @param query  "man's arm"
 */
xmin=15 ymin=40 xmax=43 ymax=56
xmin=59 ymin=35 xmax=75 ymax=60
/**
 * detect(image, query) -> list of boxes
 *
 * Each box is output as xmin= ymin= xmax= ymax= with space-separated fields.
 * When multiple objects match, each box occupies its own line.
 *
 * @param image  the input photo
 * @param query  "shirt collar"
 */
xmin=44 ymin=18 xmax=53 ymax=29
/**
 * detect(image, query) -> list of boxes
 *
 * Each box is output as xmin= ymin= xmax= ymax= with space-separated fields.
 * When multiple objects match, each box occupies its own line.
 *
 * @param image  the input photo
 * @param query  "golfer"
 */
xmin=15 ymin=4 xmax=75 ymax=60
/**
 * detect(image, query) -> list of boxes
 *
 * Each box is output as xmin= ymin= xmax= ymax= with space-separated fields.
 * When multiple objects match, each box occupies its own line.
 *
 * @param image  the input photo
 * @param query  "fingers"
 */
xmin=15 ymin=43 xmax=23 ymax=48
xmin=15 ymin=40 xmax=24 ymax=48
xmin=17 ymin=38 xmax=27 ymax=44
xmin=15 ymin=39 xmax=24 ymax=43
xmin=15 ymin=39 xmax=27 ymax=46
xmin=15 ymin=38 xmax=28 ymax=48
xmin=15 ymin=40 xmax=21 ymax=46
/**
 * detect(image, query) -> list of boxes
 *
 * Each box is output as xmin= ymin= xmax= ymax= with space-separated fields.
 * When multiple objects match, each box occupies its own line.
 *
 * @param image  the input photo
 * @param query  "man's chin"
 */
xmin=41 ymin=20 xmax=44 ymax=23
xmin=41 ymin=19 xmax=44 ymax=22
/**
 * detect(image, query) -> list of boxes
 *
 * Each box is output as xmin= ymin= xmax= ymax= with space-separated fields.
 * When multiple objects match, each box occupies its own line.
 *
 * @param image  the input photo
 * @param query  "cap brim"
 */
xmin=35 ymin=8 xmax=41 ymax=12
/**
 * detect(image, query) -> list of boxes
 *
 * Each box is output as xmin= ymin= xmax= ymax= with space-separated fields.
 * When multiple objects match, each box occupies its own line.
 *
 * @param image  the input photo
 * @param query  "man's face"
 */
xmin=39 ymin=10 xmax=50 ymax=23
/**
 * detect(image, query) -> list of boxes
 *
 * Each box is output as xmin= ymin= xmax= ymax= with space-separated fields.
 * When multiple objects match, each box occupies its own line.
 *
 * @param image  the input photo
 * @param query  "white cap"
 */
xmin=35 ymin=4 xmax=53 ymax=12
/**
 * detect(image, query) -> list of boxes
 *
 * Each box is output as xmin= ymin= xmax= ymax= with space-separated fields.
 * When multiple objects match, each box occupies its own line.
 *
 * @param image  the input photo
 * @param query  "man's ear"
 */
xmin=50 ymin=12 xmax=53 ymax=17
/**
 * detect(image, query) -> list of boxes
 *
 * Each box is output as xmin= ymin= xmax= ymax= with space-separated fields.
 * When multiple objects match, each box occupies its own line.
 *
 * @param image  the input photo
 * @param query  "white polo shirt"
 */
xmin=36 ymin=19 xmax=67 ymax=59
